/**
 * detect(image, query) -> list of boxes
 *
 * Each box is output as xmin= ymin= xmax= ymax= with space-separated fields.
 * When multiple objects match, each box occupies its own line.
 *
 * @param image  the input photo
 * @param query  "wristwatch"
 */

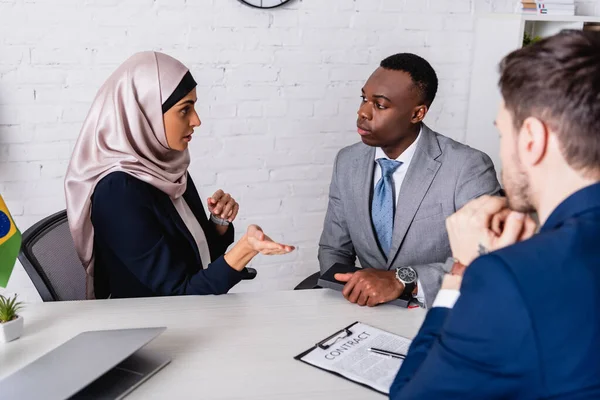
xmin=395 ymin=266 xmax=417 ymax=298
xmin=210 ymin=214 xmax=230 ymax=226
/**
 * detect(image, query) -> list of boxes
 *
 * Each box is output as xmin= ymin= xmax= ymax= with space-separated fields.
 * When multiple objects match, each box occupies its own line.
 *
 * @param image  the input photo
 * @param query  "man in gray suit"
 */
xmin=319 ymin=53 xmax=501 ymax=308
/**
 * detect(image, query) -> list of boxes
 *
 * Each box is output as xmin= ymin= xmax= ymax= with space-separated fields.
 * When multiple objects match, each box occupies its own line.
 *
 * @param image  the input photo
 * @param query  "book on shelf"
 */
xmin=534 ymin=0 xmax=574 ymax=4
xmin=538 ymin=10 xmax=576 ymax=15
xmin=519 ymin=0 xmax=575 ymax=15
xmin=537 ymin=4 xmax=575 ymax=10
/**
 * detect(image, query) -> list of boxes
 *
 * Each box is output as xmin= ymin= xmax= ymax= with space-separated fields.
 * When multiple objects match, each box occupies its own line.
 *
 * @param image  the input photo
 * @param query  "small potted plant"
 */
xmin=0 ymin=294 xmax=24 ymax=343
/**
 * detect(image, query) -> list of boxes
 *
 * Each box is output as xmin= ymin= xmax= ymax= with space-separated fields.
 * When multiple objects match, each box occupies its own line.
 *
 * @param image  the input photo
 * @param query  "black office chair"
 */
xmin=19 ymin=210 xmax=257 ymax=300
xmin=18 ymin=210 xmax=87 ymax=302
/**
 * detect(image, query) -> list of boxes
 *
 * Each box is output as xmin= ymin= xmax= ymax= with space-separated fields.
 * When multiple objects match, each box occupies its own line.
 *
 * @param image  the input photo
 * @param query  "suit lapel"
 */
xmin=165 ymin=179 xmax=202 ymax=266
xmin=353 ymin=146 xmax=387 ymax=267
xmin=386 ymin=125 xmax=442 ymax=268
xmin=182 ymin=175 xmax=212 ymax=237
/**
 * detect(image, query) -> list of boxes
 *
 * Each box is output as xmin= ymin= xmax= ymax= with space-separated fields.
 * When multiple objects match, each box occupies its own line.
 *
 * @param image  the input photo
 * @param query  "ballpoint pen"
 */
xmin=368 ymin=347 xmax=406 ymax=359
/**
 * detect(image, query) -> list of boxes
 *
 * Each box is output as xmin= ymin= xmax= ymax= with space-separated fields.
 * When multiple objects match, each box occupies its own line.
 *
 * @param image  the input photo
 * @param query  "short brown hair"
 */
xmin=499 ymin=30 xmax=600 ymax=175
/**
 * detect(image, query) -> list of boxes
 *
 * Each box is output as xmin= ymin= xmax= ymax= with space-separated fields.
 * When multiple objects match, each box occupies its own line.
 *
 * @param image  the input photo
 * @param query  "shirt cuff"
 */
xmin=413 ymin=277 xmax=426 ymax=305
xmin=432 ymin=289 xmax=461 ymax=309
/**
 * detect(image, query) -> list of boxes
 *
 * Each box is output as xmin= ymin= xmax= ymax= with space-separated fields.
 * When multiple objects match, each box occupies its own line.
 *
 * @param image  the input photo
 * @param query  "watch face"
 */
xmin=239 ymin=0 xmax=292 ymax=8
xmin=398 ymin=267 xmax=417 ymax=284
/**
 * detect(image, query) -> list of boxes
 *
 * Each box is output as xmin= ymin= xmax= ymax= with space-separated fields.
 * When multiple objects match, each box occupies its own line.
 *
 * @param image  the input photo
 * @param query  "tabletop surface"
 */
xmin=0 ymin=289 xmax=426 ymax=400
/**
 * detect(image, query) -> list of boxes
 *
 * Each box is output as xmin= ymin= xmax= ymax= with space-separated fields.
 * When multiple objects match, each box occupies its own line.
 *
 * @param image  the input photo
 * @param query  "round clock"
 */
xmin=239 ymin=0 xmax=292 ymax=9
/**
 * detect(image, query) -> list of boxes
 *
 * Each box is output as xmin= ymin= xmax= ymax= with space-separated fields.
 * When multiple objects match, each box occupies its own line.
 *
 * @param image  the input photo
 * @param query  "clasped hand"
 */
xmin=442 ymin=195 xmax=537 ymax=291
xmin=446 ymin=195 xmax=537 ymax=267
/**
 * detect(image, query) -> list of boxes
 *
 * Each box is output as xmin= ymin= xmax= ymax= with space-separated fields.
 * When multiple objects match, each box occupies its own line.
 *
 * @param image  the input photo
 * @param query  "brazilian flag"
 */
xmin=0 ymin=196 xmax=21 ymax=288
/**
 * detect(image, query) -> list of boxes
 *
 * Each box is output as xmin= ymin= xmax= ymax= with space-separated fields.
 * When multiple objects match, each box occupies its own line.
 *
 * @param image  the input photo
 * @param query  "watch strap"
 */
xmin=401 ymin=281 xmax=417 ymax=298
xmin=210 ymin=214 xmax=230 ymax=226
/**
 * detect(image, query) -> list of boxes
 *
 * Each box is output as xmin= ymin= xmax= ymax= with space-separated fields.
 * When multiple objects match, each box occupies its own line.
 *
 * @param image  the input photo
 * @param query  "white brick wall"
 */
xmin=1 ymin=0 xmax=599 ymax=302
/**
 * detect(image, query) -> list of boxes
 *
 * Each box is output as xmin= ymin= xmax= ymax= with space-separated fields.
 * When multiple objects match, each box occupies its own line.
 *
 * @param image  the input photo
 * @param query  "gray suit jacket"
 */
xmin=318 ymin=124 xmax=501 ymax=308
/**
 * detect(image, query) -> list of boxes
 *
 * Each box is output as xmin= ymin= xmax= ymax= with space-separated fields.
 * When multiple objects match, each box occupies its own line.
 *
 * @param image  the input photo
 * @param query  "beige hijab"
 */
xmin=65 ymin=51 xmax=193 ymax=298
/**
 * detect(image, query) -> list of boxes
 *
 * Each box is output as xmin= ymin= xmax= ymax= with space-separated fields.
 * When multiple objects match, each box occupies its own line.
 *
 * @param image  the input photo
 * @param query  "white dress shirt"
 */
xmin=432 ymin=289 xmax=461 ymax=308
xmin=373 ymin=129 xmax=422 ymax=207
xmin=171 ymin=197 xmax=212 ymax=270
xmin=373 ymin=128 xmax=426 ymax=305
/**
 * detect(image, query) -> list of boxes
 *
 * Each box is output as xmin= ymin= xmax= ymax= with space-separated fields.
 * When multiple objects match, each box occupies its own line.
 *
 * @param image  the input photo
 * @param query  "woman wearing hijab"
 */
xmin=65 ymin=51 xmax=294 ymax=299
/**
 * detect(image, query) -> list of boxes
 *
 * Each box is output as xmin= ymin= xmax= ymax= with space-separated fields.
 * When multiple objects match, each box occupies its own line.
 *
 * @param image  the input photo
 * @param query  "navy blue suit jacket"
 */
xmin=390 ymin=183 xmax=600 ymax=399
xmin=91 ymin=171 xmax=245 ymax=298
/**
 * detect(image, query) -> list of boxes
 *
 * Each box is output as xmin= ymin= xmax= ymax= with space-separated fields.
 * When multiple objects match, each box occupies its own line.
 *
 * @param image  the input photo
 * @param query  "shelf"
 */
xmin=521 ymin=14 xmax=600 ymax=23
xmin=466 ymin=12 xmax=600 ymax=174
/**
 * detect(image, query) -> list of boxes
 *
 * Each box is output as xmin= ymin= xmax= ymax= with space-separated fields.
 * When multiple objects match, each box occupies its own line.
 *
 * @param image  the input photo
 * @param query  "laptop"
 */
xmin=0 ymin=327 xmax=170 ymax=400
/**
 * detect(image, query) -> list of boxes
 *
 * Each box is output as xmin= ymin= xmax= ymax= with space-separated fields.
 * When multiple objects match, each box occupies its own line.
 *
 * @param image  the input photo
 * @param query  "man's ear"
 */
xmin=519 ymin=117 xmax=549 ymax=167
xmin=411 ymin=105 xmax=428 ymax=124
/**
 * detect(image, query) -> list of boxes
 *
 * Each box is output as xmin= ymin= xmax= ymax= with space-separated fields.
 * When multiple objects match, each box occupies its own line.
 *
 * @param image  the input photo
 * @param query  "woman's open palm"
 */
xmin=246 ymin=225 xmax=295 ymax=255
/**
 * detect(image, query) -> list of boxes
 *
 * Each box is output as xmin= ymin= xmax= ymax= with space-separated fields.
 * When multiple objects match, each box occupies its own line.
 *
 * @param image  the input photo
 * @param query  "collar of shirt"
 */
xmin=374 ymin=126 xmax=422 ymax=166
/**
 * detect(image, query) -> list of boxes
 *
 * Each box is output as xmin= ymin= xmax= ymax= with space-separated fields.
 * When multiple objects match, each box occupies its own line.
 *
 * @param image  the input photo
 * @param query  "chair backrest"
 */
xmin=18 ymin=210 xmax=87 ymax=302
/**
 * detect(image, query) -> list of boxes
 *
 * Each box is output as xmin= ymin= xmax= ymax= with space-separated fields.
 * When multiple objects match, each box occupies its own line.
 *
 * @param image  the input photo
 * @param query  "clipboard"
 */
xmin=318 ymin=263 xmax=411 ymax=308
xmin=294 ymin=322 xmax=385 ymax=395
xmin=294 ymin=321 xmax=411 ymax=395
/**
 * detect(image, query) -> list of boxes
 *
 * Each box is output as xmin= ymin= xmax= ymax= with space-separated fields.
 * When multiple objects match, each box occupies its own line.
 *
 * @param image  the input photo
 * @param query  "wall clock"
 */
xmin=239 ymin=0 xmax=293 ymax=9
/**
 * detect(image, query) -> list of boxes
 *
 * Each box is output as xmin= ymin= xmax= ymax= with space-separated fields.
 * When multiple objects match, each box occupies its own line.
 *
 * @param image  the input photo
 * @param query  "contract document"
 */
xmin=294 ymin=321 xmax=412 ymax=395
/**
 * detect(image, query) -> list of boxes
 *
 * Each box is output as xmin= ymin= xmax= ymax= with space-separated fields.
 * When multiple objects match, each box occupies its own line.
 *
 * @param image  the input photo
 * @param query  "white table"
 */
xmin=0 ymin=289 xmax=425 ymax=399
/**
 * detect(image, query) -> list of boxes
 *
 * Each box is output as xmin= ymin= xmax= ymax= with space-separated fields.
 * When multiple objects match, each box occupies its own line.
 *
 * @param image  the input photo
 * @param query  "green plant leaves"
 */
xmin=0 ymin=294 xmax=23 ymax=323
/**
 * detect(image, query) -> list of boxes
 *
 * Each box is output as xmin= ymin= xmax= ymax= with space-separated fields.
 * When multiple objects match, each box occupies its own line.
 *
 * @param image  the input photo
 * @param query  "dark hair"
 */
xmin=380 ymin=53 xmax=438 ymax=107
xmin=499 ymin=30 xmax=600 ymax=175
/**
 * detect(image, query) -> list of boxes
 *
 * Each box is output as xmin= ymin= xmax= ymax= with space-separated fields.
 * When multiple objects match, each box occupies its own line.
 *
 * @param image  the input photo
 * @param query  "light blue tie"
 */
xmin=372 ymin=158 xmax=402 ymax=257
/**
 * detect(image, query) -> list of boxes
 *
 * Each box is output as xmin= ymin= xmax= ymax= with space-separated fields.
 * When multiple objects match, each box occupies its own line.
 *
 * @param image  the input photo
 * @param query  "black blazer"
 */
xmin=91 ymin=171 xmax=244 ymax=298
